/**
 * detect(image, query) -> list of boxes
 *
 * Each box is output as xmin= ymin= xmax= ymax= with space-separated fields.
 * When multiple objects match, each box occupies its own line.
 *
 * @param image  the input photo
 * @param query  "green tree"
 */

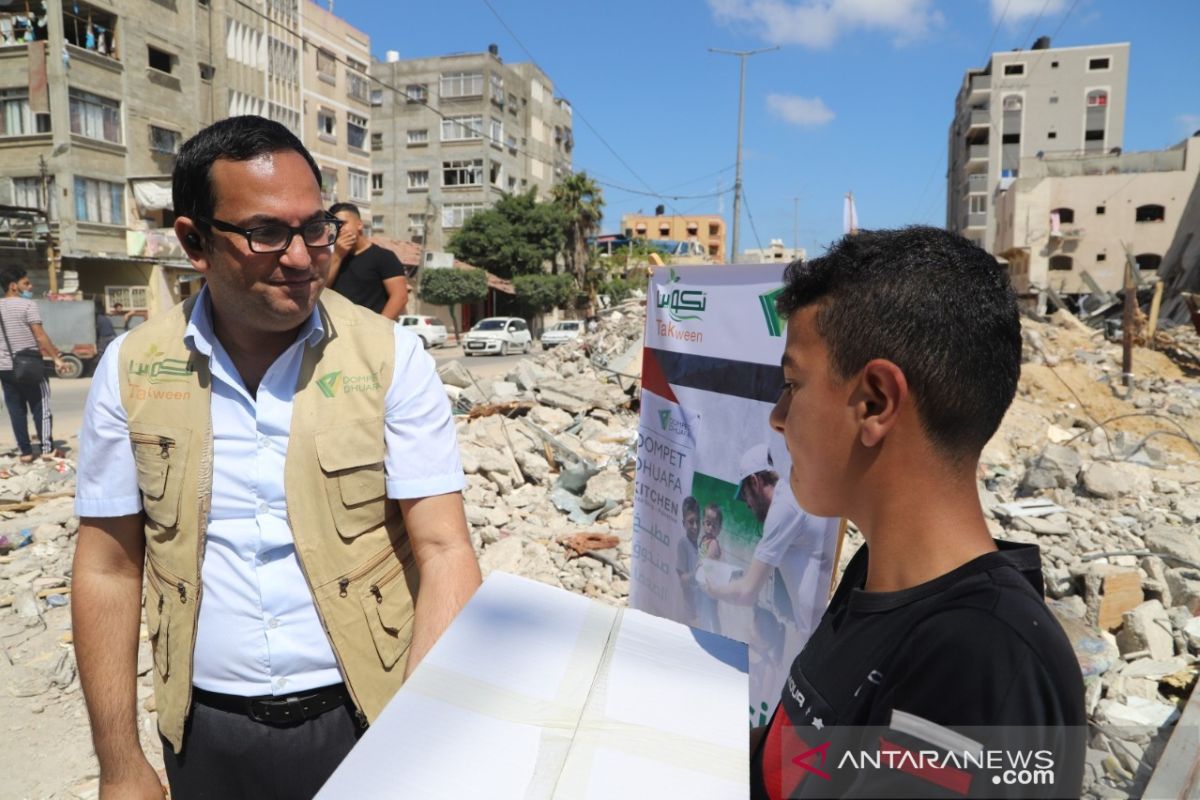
xmin=418 ymin=267 xmax=488 ymax=341
xmin=513 ymin=273 xmax=574 ymax=336
xmin=448 ymin=190 xmax=566 ymax=279
xmin=551 ymin=172 xmax=605 ymax=309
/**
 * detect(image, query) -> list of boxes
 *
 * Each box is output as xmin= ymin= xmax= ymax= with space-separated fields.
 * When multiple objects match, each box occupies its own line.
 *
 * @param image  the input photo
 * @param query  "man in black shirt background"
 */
xmin=752 ymin=227 xmax=1085 ymax=798
xmin=328 ymin=202 xmax=408 ymax=320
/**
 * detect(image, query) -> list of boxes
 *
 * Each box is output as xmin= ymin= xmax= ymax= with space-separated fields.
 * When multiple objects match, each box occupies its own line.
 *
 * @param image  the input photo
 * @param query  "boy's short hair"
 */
xmin=0 ymin=267 xmax=26 ymax=290
xmin=329 ymin=202 xmax=361 ymax=218
xmin=682 ymin=496 xmax=700 ymax=517
xmin=776 ymin=226 xmax=1021 ymax=462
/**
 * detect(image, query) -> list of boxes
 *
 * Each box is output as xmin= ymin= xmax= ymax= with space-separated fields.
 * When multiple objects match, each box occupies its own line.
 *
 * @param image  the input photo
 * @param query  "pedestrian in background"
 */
xmin=0 ymin=268 xmax=64 ymax=462
xmin=327 ymin=202 xmax=409 ymax=320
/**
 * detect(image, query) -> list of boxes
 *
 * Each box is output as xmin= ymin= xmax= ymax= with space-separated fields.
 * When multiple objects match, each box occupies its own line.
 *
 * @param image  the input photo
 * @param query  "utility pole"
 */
xmin=709 ymin=46 xmax=777 ymax=264
xmin=38 ymin=156 xmax=58 ymax=295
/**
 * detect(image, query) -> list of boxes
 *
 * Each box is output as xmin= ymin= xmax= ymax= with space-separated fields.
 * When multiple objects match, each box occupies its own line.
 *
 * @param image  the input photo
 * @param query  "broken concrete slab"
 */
xmin=1116 ymin=600 xmax=1176 ymax=660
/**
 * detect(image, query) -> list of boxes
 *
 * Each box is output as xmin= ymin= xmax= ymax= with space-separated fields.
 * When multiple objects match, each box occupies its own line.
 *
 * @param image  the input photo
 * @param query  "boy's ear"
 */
xmin=854 ymin=359 xmax=908 ymax=448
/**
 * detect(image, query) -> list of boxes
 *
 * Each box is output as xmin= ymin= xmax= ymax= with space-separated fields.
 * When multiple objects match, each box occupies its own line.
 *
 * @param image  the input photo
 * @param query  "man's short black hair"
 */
xmin=0 ymin=267 xmax=26 ymax=291
xmin=776 ymin=226 xmax=1021 ymax=462
xmin=172 ymin=116 xmax=322 ymax=224
xmin=329 ymin=202 xmax=361 ymax=218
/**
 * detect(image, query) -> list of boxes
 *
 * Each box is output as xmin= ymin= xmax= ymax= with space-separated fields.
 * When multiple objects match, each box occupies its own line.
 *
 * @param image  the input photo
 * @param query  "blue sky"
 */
xmin=334 ymin=0 xmax=1200 ymax=258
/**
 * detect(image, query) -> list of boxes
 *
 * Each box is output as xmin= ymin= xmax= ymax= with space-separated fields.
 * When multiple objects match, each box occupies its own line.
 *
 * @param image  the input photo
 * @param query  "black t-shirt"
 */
xmin=752 ymin=541 xmax=1086 ymax=799
xmin=331 ymin=243 xmax=406 ymax=314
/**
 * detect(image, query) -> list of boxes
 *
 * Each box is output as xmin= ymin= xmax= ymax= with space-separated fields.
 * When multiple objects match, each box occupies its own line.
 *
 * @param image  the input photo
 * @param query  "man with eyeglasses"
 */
xmin=71 ymin=116 xmax=481 ymax=799
xmin=327 ymin=202 xmax=409 ymax=321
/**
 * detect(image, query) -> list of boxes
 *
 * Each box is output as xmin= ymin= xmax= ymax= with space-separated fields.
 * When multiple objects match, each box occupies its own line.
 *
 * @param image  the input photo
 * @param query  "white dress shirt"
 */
xmin=76 ymin=289 xmax=465 ymax=696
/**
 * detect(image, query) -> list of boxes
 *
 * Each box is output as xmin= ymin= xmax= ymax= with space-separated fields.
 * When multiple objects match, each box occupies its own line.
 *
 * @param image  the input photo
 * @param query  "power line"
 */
xmin=740 ymin=191 xmax=765 ymax=255
xmin=591 ymin=179 xmax=731 ymax=202
xmin=1015 ymin=0 xmax=1055 ymax=51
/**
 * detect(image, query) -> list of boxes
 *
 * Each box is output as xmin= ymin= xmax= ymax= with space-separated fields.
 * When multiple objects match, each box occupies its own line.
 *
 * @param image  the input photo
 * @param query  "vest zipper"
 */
xmin=128 ymin=432 xmax=176 ymax=459
xmin=367 ymin=560 xmax=406 ymax=602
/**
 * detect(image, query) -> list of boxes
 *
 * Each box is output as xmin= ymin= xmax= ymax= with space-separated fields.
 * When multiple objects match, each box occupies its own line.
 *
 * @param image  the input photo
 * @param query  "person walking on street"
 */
xmin=71 ymin=116 xmax=481 ymax=800
xmin=327 ymin=202 xmax=409 ymax=320
xmin=0 ymin=268 xmax=64 ymax=462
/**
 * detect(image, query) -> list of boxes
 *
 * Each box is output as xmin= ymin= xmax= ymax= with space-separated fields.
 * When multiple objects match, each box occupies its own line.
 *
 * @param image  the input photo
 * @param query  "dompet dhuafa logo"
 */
xmin=656 ymin=269 xmax=708 ymax=323
xmin=316 ymin=369 xmax=382 ymax=398
xmin=759 ymin=287 xmax=785 ymax=337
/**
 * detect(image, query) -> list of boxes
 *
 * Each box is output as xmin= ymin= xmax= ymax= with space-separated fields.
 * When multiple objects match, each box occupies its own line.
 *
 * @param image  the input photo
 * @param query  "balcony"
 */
xmin=965 ymin=212 xmax=987 ymax=229
xmin=969 ymin=74 xmax=990 ymax=95
xmin=968 ymin=144 xmax=989 ymax=162
xmin=967 ymin=173 xmax=989 ymax=193
xmin=968 ymin=108 xmax=989 ymax=128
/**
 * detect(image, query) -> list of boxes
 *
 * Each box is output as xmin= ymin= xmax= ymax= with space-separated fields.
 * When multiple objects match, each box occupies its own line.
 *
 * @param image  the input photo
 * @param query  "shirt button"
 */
xmin=276 ymin=677 xmax=288 ymax=688
xmin=258 ymin=436 xmax=269 ymax=449
xmin=268 ymin=618 xmax=280 ymax=629
xmin=258 ymin=502 xmax=269 ymax=514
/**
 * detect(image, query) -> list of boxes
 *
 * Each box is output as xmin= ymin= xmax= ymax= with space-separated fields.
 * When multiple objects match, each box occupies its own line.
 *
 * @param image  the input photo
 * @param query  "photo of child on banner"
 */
xmin=631 ymin=263 xmax=844 ymax=725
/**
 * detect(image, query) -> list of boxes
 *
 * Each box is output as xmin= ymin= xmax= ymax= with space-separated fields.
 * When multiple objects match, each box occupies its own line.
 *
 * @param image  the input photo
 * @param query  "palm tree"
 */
xmin=552 ymin=172 xmax=604 ymax=312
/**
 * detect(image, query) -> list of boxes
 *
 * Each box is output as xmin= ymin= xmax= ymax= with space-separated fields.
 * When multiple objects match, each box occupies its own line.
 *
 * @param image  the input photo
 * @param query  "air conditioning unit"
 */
xmin=424 ymin=251 xmax=454 ymax=269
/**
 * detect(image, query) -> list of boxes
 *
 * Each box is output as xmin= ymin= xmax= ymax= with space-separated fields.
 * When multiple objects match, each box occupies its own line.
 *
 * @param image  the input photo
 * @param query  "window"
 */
xmin=74 ymin=177 xmax=124 ymax=224
xmin=1001 ymin=133 xmax=1020 ymax=144
xmin=441 ymin=115 xmax=482 ymax=141
xmin=200 ymin=63 xmax=215 ymax=81
xmin=969 ymin=195 xmax=987 ymax=214
xmin=507 ymin=92 xmax=518 ymax=115
xmin=505 ymin=134 xmax=517 ymax=152
xmin=1135 ymin=204 xmax=1165 ymax=223
xmin=506 ymin=176 xmax=517 ymax=192
xmin=371 ymin=172 xmax=384 ymax=193
xmin=0 ymin=89 xmax=50 ymax=136
xmin=268 ymin=37 xmax=299 ymax=85
xmin=443 ymin=159 xmax=483 ymax=187
xmin=63 ymin=3 xmax=117 ymax=59
xmin=1002 ymin=95 xmax=1022 ymax=111
xmin=370 ymin=88 xmax=384 ymax=107
xmin=1096 ymin=253 xmax=1107 ymax=262
xmin=316 ymin=49 xmax=336 ymax=83
xmin=1051 ymin=60 xmax=1059 ymax=68
xmin=405 ymin=84 xmax=427 ymax=103
xmin=490 ymin=72 xmax=504 ymax=104
xmin=441 ymin=203 xmax=483 ymax=228
xmin=408 ymin=213 xmax=426 ymax=230
xmin=317 ymin=109 xmax=336 ymax=140
xmin=149 ymin=125 xmax=180 ymax=154
xmin=1052 ymin=207 xmax=1075 ymax=224
xmin=709 ymin=223 xmax=720 ymax=237
xmin=1088 ymin=57 xmax=1110 ymax=71
xmin=489 ymin=117 xmax=503 ymax=145
xmin=147 ymin=45 xmax=174 ymax=73
xmin=407 ymin=170 xmax=429 ymax=190
xmin=1134 ymin=254 xmax=1161 ymax=272
xmin=1003 ymin=63 xmax=1024 ymax=76
xmin=371 ymin=132 xmax=383 ymax=151
xmin=1049 ymin=96 xmax=1058 ymax=104
xmin=1085 ymin=130 xmax=1104 ymax=141
xmin=69 ymin=89 xmax=122 ymax=144
xmin=1047 ymin=131 xmax=1057 ymax=139
xmin=12 ymin=177 xmax=56 ymax=218
xmin=268 ymin=102 xmax=300 ymax=134
xmin=105 ymin=286 xmax=149 ymax=312
xmin=659 ymin=224 xmax=670 ymax=236
xmin=407 ymin=129 xmax=428 ymax=146
xmin=440 ymin=71 xmax=482 ymax=98
xmin=1087 ymin=90 xmax=1108 ymax=107
xmin=346 ymin=59 xmax=369 ymax=102
xmin=1048 ymin=255 xmax=1073 ymax=271
xmin=1095 ymin=205 xmax=1106 ymax=215
xmin=346 ymin=113 xmax=367 ymax=150
xmin=320 ymin=168 xmax=337 ymax=201
xmin=348 ymin=169 xmax=368 ymax=202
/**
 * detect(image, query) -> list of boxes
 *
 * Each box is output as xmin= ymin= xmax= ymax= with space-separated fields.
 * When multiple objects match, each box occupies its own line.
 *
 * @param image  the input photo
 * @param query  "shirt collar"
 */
xmin=183 ymin=285 xmax=326 ymax=356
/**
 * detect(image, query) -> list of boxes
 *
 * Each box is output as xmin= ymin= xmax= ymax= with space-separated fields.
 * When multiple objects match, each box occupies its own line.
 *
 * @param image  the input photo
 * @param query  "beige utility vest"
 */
xmin=118 ymin=291 xmax=419 ymax=753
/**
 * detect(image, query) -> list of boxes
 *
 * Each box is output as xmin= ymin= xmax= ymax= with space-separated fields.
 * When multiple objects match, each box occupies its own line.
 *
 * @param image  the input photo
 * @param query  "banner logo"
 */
xmin=316 ymin=370 xmax=342 ymax=398
xmin=657 ymin=287 xmax=707 ymax=322
xmin=759 ymin=287 xmax=786 ymax=337
xmin=658 ymin=409 xmax=672 ymax=430
xmin=128 ymin=344 xmax=192 ymax=385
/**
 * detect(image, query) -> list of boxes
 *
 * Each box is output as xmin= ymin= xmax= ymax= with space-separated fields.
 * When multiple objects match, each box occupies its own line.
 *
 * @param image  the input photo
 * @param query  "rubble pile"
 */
xmin=1 ymin=298 xmax=1197 ymax=797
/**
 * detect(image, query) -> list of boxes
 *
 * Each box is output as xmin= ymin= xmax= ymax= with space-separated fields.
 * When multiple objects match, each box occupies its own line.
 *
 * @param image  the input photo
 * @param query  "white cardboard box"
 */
xmin=317 ymin=572 xmax=749 ymax=799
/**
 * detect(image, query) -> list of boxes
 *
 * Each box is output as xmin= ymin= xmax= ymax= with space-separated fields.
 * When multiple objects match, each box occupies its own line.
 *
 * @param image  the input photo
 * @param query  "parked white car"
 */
xmin=398 ymin=315 xmax=448 ymax=349
xmin=462 ymin=317 xmax=533 ymax=356
xmin=540 ymin=320 xmax=584 ymax=349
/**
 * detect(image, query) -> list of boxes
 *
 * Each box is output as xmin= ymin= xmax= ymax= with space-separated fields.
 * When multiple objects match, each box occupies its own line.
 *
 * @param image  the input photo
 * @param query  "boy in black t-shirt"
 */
xmin=328 ymin=202 xmax=409 ymax=319
xmin=752 ymin=227 xmax=1085 ymax=798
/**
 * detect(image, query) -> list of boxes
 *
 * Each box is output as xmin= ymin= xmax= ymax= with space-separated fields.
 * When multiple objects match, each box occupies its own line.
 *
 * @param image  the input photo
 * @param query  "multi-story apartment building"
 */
xmin=946 ymin=38 xmax=1129 ymax=252
xmin=369 ymin=45 xmax=573 ymax=253
xmin=993 ymin=136 xmax=1200 ymax=296
xmin=299 ymin=0 xmax=371 ymax=214
xmin=0 ymin=0 xmax=364 ymax=315
xmin=621 ymin=212 xmax=726 ymax=262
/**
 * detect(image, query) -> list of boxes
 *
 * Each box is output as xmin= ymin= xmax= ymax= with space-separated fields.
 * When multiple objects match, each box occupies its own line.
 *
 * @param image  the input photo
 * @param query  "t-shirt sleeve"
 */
xmin=374 ymin=248 xmax=407 ymax=281
xmin=23 ymin=299 xmax=41 ymax=326
xmin=383 ymin=324 xmax=466 ymax=498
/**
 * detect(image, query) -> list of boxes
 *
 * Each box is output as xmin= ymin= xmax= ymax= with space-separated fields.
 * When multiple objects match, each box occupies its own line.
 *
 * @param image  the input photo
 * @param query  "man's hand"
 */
xmin=98 ymin=757 xmax=166 ymax=800
xmin=333 ymin=223 xmax=356 ymax=261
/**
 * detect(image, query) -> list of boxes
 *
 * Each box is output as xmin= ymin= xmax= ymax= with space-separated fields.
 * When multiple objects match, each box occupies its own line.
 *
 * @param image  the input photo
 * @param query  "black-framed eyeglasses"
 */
xmin=197 ymin=216 xmax=343 ymax=254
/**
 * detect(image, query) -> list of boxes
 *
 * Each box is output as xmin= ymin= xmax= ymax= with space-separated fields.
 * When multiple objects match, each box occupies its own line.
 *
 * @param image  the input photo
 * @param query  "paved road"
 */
xmin=0 ymin=344 xmax=539 ymax=456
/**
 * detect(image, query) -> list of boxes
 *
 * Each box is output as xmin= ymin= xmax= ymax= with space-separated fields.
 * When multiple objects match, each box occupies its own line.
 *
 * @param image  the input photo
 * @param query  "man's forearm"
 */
xmin=380 ymin=294 xmax=406 ymax=321
xmin=405 ymin=542 xmax=480 ymax=677
xmin=72 ymin=522 xmax=150 ymax=783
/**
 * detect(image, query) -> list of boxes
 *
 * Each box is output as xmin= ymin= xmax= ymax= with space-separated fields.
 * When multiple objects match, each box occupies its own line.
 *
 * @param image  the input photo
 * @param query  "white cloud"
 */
xmin=990 ymin=0 xmax=1069 ymax=24
xmin=709 ymin=0 xmax=944 ymax=49
xmin=767 ymin=93 xmax=835 ymax=127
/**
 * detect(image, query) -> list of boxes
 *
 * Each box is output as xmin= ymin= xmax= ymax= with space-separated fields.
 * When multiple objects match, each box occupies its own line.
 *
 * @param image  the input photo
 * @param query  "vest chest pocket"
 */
xmin=128 ymin=424 xmax=189 ymax=529
xmin=315 ymin=419 xmax=388 ymax=538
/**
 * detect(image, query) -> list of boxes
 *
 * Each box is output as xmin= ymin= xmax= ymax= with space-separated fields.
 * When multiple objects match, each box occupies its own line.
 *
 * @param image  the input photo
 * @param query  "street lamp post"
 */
xmin=709 ymin=46 xmax=777 ymax=264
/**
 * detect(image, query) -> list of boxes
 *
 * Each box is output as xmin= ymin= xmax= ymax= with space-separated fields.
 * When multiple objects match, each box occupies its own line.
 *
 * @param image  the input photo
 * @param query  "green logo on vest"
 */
xmin=316 ymin=370 xmax=342 ymax=398
xmin=128 ymin=344 xmax=193 ymax=385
